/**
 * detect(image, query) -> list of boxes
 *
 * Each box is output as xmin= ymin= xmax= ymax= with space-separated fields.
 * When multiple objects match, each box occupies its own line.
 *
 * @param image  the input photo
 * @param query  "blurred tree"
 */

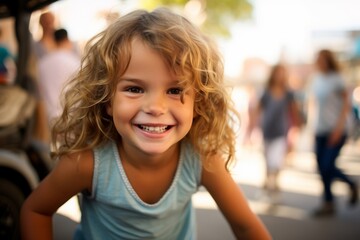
xmin=139 ymin=0 xmax=253 ymax=37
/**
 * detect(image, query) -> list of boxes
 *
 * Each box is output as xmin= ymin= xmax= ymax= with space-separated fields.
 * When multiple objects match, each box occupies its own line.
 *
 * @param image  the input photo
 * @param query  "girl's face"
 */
xmin=272 ymin=67 xmax=287 ymax=87
xmin=107 ymin=38 xmax=195 ymax=156
xmin=316 ymin=53 xmax=328 ymax=72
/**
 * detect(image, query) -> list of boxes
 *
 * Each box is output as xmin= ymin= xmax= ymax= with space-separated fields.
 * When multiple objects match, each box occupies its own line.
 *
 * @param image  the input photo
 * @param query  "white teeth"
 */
xmin=139 ymin=125 xmax=167 ymax=133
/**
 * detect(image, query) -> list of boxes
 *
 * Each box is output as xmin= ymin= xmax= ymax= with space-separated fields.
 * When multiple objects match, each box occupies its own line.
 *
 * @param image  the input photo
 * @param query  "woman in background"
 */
xmin=309 ymin=49 xmax=358 ymax=216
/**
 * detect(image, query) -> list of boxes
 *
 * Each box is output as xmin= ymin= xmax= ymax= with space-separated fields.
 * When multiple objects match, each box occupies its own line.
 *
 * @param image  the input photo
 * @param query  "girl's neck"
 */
xmin=118 ymin=141 xmax=180 ymax=170
xmin=269 ymin=85 xmax=286 ymax=98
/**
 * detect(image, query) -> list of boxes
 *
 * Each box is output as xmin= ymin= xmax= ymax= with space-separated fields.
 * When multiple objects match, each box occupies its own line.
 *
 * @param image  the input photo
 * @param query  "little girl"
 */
xmin=21 ymin=8 xmax=271 ymax=239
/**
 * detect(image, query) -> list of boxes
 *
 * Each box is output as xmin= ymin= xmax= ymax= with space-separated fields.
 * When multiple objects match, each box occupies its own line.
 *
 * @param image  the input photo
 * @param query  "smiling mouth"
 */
xmin=137 ymin=125 xmax=172 ymax=133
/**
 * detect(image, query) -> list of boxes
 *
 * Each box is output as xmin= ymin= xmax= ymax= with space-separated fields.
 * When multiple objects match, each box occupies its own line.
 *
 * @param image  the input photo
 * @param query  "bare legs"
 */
xmin=262 ymin=137 xmax=287 ymax=203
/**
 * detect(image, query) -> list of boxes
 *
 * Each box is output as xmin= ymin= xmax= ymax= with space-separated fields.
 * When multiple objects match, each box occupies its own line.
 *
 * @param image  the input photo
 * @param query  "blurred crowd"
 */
xmin=244 ymin=49 xmax=359 ymax=216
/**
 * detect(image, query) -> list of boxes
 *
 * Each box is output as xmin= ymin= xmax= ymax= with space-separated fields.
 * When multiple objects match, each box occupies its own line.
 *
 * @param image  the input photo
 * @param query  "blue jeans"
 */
xmin=315 ymin=134 xmax=354 ymax=202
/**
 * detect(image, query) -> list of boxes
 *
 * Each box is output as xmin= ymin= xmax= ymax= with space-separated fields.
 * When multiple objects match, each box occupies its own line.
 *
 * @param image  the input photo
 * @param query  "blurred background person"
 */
xmin=33 ymin=11 xmax=57 ymax=59
xmin=248 ymin=63 xmax=303 ymax=202
xmin=38 ymin=28 xmax=80 ymax=125
xmin=308 ymin=49 xmax=358 ymax=217
xmin=28 ymin=10 xmax=57 ymax=146
xmin=0 ymin=27 xmax=16 ymax=84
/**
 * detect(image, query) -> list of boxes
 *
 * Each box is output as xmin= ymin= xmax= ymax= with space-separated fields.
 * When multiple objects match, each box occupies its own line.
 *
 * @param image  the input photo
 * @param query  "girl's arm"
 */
xmin=20 ymin=150 xmax=94 ymax=240
xmin=201 ymin=155 xmax=272 ymax=240
xmin=289 ymin=98 xmax=304 ymax=129
xmin=247 ymin=99 xmax=262 ymax=132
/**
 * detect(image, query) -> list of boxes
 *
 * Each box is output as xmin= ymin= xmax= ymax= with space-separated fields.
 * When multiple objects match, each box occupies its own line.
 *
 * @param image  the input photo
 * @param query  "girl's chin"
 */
xmin=136 ymin=143 xmax=176 ymax=156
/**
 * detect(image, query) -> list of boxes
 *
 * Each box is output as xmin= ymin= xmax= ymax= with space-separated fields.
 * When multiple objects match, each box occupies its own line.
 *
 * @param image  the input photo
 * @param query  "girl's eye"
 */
xmin=167 ymin=88 xmax=183 ymax=95
xmin=125 ymin=86 xmax=144 ymax=94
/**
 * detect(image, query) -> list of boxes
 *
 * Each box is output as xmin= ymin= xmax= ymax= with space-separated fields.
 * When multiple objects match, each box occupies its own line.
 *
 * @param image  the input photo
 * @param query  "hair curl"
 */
xmin=52 ymin=8 xmax=239 ymax=170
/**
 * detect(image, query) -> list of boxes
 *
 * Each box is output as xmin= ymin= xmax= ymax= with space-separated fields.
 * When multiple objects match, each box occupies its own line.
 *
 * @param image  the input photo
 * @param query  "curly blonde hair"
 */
xmin=52 ymin=8 xmax=238 ymax=170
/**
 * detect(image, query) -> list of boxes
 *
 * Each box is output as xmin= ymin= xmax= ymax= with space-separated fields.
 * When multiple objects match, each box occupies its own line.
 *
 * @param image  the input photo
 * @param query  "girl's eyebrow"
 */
xmin=120 ymin=77 xmax=181 ymax=86
xmin=119 ymin=78 xmax=144 ymax=84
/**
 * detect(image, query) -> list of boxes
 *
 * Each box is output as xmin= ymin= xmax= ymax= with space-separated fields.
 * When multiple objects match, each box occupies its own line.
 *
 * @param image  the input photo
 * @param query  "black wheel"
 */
xmin=0 ymin=179 xmax=25 ymax=240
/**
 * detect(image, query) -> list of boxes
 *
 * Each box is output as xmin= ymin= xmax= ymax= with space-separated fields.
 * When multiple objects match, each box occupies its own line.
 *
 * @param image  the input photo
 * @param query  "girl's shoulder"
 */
xmin=60 ymin=149 xmax=94 ymax=177
xmin=51 ymin=148 xmax=94 ymax=194
xmin=259 ymin=89 xmax=270 ymax=104
xmin=180 ymin=140 xmax=202 ymax=180
xmin=181 ymin=140 xmax=201 ymax=166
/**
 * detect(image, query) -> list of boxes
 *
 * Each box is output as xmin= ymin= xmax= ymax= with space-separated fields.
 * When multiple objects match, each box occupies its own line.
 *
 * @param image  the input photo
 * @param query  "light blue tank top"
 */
xmin=74 ymin=140 xmax=202 ymax=240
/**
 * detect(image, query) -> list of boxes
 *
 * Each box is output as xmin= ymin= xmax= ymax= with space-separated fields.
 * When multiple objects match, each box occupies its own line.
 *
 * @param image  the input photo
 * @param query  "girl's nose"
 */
xmin=143 ymin=92 xmax=167 ymax=116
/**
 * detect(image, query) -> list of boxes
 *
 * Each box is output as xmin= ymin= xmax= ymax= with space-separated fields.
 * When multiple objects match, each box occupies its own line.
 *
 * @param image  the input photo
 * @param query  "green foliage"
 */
xmin=139 ymin=0 xmax=253 ymax=37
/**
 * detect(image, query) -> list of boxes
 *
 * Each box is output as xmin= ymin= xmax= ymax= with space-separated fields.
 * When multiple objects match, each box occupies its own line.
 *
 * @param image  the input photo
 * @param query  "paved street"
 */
xmin=53 ymin=130 xmax=360 ymax=240
xmin=195 ymin=138 xmax=360 ymax=240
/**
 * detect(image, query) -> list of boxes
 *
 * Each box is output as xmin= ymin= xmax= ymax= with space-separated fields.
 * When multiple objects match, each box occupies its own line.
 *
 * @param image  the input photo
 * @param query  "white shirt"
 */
xmin=38 ymin=49 xmax=80 ymax=122
xmin=310 ymin=72 xmax=349 ymax=134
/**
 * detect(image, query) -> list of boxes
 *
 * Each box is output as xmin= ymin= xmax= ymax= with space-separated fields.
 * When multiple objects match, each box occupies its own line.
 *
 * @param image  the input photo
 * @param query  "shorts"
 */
xmin=264 ymin=136 xmax=288 ymax=172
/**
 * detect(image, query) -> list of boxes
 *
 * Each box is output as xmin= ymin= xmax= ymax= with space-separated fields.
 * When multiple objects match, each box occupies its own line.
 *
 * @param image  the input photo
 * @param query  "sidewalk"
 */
xmin=195 ymin=138 xmax=360 ymax=240
xmin=54 ymin=137 xmax=360 ymax=240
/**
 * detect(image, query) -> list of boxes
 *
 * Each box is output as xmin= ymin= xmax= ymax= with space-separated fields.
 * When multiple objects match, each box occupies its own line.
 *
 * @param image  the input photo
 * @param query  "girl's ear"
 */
xmin=106 ymin=102 xmax=113 ymax=116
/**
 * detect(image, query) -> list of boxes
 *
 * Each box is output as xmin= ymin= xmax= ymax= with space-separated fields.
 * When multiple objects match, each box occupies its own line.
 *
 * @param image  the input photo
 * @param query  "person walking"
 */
xmin=37 ymin=28 xmax=80 ymax=124
xmin=309 ymin=49 xmax=358 ymax=216
xmin=249 ymin=64 xmax=302 ymax=202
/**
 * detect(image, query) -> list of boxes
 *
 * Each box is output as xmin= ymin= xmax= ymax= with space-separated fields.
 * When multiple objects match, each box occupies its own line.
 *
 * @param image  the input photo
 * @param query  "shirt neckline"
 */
xmin=111 ymin=141 xmax=184 ymax=208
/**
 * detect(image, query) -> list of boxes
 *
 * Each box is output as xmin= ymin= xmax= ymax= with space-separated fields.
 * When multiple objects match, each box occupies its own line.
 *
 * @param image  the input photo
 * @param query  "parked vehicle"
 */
xmin=0 ymin=1 xmax=57 ymax=239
